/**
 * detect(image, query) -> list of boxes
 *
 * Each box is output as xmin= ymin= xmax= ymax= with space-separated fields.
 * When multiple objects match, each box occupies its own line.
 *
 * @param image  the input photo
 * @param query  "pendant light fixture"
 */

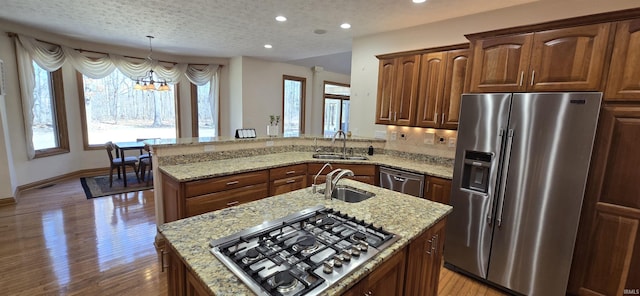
xmin=133 ymin=35 xmax=171 ymax=91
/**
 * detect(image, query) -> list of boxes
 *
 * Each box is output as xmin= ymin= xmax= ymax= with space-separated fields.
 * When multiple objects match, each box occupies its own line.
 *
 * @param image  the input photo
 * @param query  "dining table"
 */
xmin=113 ymin=141 xmax=146 ymax=187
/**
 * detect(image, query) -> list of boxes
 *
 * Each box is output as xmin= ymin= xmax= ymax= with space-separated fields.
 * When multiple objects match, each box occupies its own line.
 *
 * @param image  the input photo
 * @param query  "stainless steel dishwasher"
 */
xmin=379 ymin=166 xmax=425 ymax=198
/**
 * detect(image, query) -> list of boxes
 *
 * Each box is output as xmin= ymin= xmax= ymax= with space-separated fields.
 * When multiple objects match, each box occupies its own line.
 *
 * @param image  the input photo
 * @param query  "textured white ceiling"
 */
xmin=0 ymin=0 xmax=537 ymax=74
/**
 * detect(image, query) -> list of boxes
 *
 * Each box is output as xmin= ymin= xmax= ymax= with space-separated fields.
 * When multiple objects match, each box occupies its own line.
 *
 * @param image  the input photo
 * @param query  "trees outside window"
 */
xmin=78 ymin=68 xmax=177 ymax=148
xmin=323 ymin=82 xmax=350 ymax=137
xmin=283 ymin=75 xmax=306 ymax=137
xmin=32 ymin=62 xmax=69 ymax=157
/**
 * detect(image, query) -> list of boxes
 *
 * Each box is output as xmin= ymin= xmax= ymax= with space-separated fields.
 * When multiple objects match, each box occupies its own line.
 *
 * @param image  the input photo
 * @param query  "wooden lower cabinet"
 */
xmin=343 ymin=248 xmax=406 ymax=296
xmin=568 ymin=105 xmax=640 ymax=295
xmin=186 ymin=269 xmax=212 ymax=296
xmin=404 ymin=218 xmax=447 ymax=296
xmin=165 ymin=243 xmax=186 ymax=296
xmin=424 ymin=176 xmax=452 ymax=204
xmin=270 ymin=164 xmax=308 ymax=196
xmin=185 ymin=183 xmax=268 ymax=217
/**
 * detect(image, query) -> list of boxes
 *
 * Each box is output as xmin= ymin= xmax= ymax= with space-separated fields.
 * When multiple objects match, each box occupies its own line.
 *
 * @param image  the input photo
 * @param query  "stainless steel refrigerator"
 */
xmin=444 ymin=92 xmax=601 ymax=296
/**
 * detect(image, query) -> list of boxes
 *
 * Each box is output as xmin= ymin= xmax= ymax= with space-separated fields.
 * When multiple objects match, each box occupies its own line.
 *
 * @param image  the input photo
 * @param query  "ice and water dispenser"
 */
xmin=460 ymin=151 xmax=493 ymax=194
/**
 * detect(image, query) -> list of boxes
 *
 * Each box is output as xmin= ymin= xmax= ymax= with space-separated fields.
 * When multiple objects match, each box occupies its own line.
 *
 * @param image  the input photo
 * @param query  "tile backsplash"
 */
xmin=382 ymin=126 xmax=457 ymax=159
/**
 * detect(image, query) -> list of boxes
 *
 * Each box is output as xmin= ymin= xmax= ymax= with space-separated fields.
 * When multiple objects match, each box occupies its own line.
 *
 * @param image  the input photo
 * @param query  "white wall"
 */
xmin=228 ymin=56 xmax=349 ymax=137
xmin=349 ymin=0 xmax=640 ymax=138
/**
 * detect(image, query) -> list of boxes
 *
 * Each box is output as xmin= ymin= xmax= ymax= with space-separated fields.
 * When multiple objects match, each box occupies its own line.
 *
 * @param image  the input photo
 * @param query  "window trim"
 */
xmin=282 ymin=75 xmax=306 ymax=136
xmin=321 ymin=81 xmax=350 ymax=136
xmin=76 ymin=71 xmax=180 ymax=150
xmin=33 ymin=68 xmax=69 ymax=158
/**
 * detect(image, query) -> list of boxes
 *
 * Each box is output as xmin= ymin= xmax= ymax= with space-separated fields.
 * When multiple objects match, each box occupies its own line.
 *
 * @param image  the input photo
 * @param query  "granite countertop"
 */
xmin=159 ymin=152 xmax=453 ymax=182
xmin=158 ymin=179 xmax=452 ymax=295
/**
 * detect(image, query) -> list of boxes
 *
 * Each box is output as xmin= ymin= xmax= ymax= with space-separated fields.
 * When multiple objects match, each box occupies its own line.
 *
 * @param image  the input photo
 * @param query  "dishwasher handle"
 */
xmin=393 ymin=176 xmax=406 ymax=182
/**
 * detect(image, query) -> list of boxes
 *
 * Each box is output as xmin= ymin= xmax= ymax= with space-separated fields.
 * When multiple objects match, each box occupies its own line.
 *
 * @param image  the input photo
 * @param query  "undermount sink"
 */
xmin=312 ymin=153 xmax=369 ymax=161
xmin=331 ymin=186 xmax=375 ymax=203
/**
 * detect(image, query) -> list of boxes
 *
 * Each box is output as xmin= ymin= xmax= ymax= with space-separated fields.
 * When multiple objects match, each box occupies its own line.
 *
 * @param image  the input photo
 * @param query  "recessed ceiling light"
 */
xmin=413 ymin=0 xmax=426 ymax=3
xmin=340 ymin=23 xmax=351 ymax=29
xmin=264 ymin=44 xmax=273 ymax=49
xmin=275 ymin=15 xmax=287 ymax=22
xmin=314 ymin=29 xmax=327 ymax=35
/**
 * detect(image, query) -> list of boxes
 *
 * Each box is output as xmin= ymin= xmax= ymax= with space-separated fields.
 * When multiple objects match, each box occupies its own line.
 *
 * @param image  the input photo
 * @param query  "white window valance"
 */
xmin=14 ymin=34 xmax=220 ymax=159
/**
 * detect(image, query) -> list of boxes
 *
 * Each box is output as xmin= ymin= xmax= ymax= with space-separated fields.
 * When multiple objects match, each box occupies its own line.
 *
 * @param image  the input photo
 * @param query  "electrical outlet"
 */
xmin=390 ymin=131 xmax=398 ymax=141
xmin=204 ymin=145 xmax=215 ymax=152
xmin=424 ymin=132 xmax=435 ymax=145
xmin=266 ymin=141 xmax=274 ymax=147
xmin=448 ymin=137 xmax=457 ymax=148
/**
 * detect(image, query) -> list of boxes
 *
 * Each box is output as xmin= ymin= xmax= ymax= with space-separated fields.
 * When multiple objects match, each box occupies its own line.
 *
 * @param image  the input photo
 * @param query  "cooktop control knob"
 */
xmin=333 ymin=256 xmax=343 ymax=267
xmin=358 ymin=242 xmax=369 ymax=252
xmin=341 ymin=250 xmax=352 ymax=262
xmin=351 ymin=246 xmax=361 ymax=257
xmin=323 ymin=261 xmax=333 ymax=274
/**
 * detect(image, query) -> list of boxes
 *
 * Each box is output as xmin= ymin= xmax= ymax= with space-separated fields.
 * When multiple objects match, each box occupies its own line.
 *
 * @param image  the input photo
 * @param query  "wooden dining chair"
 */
xmin=138 ymin=144 xmax=153 ymax=186
xmin=105 ymin=141 xmax=140 ymax=187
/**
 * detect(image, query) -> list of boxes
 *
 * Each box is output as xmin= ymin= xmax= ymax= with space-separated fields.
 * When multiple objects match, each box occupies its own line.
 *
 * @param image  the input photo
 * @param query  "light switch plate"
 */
xmin=204 ymin=145 xmax=215 ymax=152
xmin=390 ymin=131 xmax=398 ymax=141
xmin=266 ymin=141 xmax=274 ymax=147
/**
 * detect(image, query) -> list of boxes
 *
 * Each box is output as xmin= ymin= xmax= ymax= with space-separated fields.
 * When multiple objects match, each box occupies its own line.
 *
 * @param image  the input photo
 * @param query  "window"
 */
xmin=190 ymin=82 xmax=217 ymax=137
xmin=283 ymin=75 xmax=306 ymax=137
xmin=32 ymin=62 xmax=69 ymax=157
xmin=78 ymin=68 xmax=178 ymax=148
xmin=323 ymin=82 xmax=350 ymax=137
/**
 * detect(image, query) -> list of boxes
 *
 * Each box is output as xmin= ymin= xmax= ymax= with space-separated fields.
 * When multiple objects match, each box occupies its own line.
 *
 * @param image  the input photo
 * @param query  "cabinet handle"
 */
xmin=425 ymin=180 xmax=430 ymax=193
xmin=286 ymin=179 xmax=296 ymax=184
xmin=426 ymin=237 xmax=433 ymax=255
xmin=432 ymin=234 xmax=439 ymax=256
xmin=226 ymin=180 xmax=239 ymax=186
xmin=363 ymin=291 xmax=372 ymax=296
xmin=519 ymin=71 xmax=524 ymax=86
xmin=285 ymin=170 xmax=296 ymax=175
xmin=394 ymin=112 xmax=397 ymax=121
xmin=226 ymin=201 xmax=239 ymax=207
xmin=434 ymin=112 xmax=438 ymax=123
xmin=441 ymin=113 xmax=445 ymax=125
xmin=530 ymin=70 xmax=535 ymax=86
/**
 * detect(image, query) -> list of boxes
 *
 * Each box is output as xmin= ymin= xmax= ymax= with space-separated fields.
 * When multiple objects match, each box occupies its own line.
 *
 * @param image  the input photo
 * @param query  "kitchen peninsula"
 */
xmin=158 ymin=179 xmax=452 ymax=295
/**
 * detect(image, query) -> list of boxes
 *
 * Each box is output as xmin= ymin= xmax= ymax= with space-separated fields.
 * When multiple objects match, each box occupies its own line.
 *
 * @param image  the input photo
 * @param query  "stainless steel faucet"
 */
xmin=332 ymin=130 xmax=347 ymax=158
xmin=312 ymin=163 xmax=333 ymax=194
xmin=324 ymin=168 xmax=354 ymax=199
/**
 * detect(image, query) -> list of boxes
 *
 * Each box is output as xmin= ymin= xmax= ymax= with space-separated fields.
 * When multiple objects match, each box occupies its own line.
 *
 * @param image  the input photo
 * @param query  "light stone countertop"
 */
xmin=159 ymin=152 xmax=453 ymax=182
xmin=158 ymin=179 xmax=452 ymax=296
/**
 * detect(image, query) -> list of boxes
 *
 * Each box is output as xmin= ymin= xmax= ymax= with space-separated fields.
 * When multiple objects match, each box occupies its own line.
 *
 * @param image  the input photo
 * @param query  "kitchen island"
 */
xmin=158 ymin=179 xmax=452 ymax=295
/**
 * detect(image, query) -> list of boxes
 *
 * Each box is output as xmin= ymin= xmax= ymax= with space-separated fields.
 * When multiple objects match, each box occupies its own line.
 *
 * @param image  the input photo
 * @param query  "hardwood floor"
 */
xmin=0 ymin=179 xmax=166 ymax=295
xmin=0 ymin=178 xmax=505 ymax=296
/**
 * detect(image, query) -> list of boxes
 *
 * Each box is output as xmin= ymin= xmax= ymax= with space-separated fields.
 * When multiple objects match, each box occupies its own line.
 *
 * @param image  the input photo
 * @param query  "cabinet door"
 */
xmin=529 ymin=23 xmax=611 ymax=91
xmin=469 ymin=34 xmax=533 ymax=93
xmin=376 ymin=58 xmax=396 ymax=124
xmin=441 ymin=48 xmax=470 ymax=129
xmin=186 ymin=269 xmax=211 ymax=296
xmin=568 ymin=105 xmax=640 ymax=294
xmin=393 ymin=55 xmax=421 ymax=126
xmin=166 ymin=244 xmax=186 ymax=296
xmin=363 ymin=248 xmax=406 ymax=296
xmin=404 ymin=219 xmax=446 ymax=296
xmin=425 ymin=176 xmax=452 ymax=205
xmin=605 ymin=19 xmax=640 ymax=101
xmin=416 ymin=52 xmax=447 ymax=128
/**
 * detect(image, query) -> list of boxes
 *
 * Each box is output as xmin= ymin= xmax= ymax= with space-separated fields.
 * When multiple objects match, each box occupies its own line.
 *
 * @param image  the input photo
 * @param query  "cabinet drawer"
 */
xmin=184 ymin=170 xmax=268 ymax=198
xmin=185 ymin=183 xmax=269 ymax=217
xmin=270 ymin=175 xmax=307 ymax=196
xmin=270 ymin=164 xmax=307 ymax=180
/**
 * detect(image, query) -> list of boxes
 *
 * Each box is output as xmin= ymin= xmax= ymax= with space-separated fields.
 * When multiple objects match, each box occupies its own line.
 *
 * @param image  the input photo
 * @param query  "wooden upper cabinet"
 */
xmin=469 ymin=33 xmax=533 ymax=92
xmin=469 ymin=23 xmax=611 ymax=92
xmin=441 ymin=48 xmax=470 ymax=129
xmin=606 ymin=19 xmax=640 ymax=101
xmin=393 ymin=55 xmax=421 ymax=126
xmin=375 ymin=58 xmax=396 ymax=124
xmin=375 ymin=55 xmax=420 ymax=126
xmin=416 ymin=52 xmax=447 ymax=127
xmin=529 ymin=23 xmax=610 ymax=91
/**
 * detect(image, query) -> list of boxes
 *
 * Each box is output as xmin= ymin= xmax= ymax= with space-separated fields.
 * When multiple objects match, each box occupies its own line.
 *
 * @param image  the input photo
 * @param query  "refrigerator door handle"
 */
xmin=495 ymin=129 xmax=514 ymax=227
xmin=486 ymin=128 xmax=505 ymax=225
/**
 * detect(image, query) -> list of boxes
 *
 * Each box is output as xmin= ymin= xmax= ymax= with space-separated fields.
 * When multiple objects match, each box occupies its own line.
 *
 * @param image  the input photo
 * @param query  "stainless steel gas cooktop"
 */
xmin=209 ymin=206 xmax=400 ymax=296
